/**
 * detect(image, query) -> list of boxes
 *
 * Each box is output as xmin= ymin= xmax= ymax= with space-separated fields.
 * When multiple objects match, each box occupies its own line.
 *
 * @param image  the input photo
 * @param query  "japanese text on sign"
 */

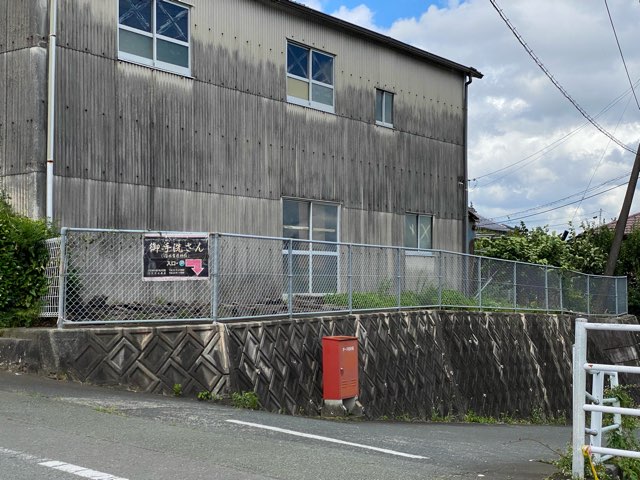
xmin=143 ymin=235 xmax=209 ymax=281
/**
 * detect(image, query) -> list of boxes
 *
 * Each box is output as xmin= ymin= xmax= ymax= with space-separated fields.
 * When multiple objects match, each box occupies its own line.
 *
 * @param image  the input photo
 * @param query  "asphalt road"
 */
xmin=0 ymin=370 xmax=570 ymax=480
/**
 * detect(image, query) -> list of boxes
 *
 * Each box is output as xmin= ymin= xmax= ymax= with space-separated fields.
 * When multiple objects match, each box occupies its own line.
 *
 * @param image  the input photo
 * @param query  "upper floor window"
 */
xmin=376 ymin=89 xmax=394 ymax=128
xmin=287 ymin=41 xmax=335 ymax=113
xmin=118 ymin=0 xmax=191 ymax=76
xmin=405 ymin=214 xmax=432 ymax=250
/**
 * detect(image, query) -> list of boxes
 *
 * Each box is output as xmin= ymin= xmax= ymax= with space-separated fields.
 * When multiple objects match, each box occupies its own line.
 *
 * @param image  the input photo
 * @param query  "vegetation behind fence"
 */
xmin=45 ymin=228 xmax=628 ymax=326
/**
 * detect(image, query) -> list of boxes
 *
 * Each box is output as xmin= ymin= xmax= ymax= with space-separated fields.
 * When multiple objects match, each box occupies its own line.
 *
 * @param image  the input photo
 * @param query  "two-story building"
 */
xmin=1 ymin=0 xmax=482 ymax=256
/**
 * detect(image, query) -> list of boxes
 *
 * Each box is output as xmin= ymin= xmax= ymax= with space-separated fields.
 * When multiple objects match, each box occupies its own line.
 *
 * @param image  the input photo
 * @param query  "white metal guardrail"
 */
xmin=573 ymin=318 xmax=640 ymax=478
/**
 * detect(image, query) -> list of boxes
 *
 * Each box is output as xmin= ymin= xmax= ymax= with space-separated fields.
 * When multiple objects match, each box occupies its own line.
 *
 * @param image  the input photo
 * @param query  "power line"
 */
xmin=489 ymin=0 xmax=637 ymax=155
xmin=477 ymin=181 xmax=627 ymax=226
xmin=570 ymin=94 xmax=633 ymax=224
xmin=477 ymin=171 xmax=631 ymax=224
xmin=471 ymin=78 xmax=640 ymax=185
xmin=604 ymin=0 xmax=640 ymax=110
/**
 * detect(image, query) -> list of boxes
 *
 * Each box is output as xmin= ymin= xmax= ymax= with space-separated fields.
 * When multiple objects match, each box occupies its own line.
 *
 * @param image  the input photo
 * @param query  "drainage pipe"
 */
xmin=463 ymin=74 xmax=473 ymax=253
xmin=46 ymin=0 xmax=57 ymax=224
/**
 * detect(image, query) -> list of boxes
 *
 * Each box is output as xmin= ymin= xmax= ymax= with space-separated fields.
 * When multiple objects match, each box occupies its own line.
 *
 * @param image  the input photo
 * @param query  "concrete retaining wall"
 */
xmin=1 ymin=311 xmax=639 ymax=419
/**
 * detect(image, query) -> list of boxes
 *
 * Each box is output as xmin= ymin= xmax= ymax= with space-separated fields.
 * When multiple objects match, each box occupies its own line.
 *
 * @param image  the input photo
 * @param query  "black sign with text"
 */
xmin=143 ymin=235 xmax=209 ymax=281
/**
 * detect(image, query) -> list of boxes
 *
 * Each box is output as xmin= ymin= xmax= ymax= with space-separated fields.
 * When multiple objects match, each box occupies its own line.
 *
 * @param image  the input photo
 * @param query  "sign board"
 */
xmin=143 ymin=235 xmax=209 ymax=281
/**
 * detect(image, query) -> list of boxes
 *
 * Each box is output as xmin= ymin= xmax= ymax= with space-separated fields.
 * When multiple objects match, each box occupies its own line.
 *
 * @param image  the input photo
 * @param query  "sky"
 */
xmin=296 ymin=0 xmax=640 ymax=233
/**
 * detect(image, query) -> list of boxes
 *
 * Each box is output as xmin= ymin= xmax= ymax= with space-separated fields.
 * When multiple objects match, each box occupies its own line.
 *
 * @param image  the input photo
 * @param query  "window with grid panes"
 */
xmin=282 ymin=199 xmax=339 ymax=294
xmin=286 ymin=41 xmax=335 ymax=113
xmin=118 ymin=0 xmax=190 ymax=76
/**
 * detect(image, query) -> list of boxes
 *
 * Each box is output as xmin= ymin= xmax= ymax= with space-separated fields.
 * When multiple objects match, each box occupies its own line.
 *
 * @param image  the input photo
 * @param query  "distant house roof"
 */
xmin=261 ymin=0 xmax=483 ymax=79
xmin=468 ymin=207 xmax=511 ymax=234
xmin=605 ymin=212 xmax=640 ymax=235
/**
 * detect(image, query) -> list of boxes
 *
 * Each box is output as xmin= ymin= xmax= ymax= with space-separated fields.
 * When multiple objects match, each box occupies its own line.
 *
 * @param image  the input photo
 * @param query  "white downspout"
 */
xmin=46 ymin=0 xmax=57 ymax=224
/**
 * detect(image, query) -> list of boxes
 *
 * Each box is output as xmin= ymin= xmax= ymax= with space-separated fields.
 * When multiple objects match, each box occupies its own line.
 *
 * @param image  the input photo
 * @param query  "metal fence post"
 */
xmin=545 ymin=266 xmax=549 ymax=313
xmin=513 ymin=262 xmax=517 ymax=311
xmin=477 ymin=256 xmax=482 ymax=309
xmin=288 ymin=239 xmax=293 ymax=318
xmin=348 ymin=244 xmax=353 ymax=314
xmin=396 ymin=247 xmax=402 ymax=310
xmin=438 ymin=251 xmax=443 ymax=308
xmin=56 ymin=228 xmax=68 ymax=329
xmin=211 ymin=234 xmax=220 ymax=322
xmin=615 ymin=278 xmax=619 ymax=316
xmin=587 ymin=276 xmax=591 ymax=316
xmin=560 ymin=274 xmax=564 ymax=313
xmin=573 ymin=318 xmax=588 ymax=479
xmin=589 ymin=371 xmax=604 ymax=464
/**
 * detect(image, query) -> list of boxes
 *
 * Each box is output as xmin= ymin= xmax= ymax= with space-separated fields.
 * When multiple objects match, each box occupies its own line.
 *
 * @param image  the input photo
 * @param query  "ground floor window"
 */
xmin=405 ymin=214 xmax=433 ymax=250
xmin=282 ymin=199 xmax=339 ymax=293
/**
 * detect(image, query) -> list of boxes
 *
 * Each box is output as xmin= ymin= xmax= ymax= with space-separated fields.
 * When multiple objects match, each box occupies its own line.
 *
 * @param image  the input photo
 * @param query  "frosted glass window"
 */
xmin=119 ymin=29 xmax=153 ymax=59
xmin=312 ymin=83 xmax=334 ymax=107
xmin=157 ymin=39 xmax=189 ymax=68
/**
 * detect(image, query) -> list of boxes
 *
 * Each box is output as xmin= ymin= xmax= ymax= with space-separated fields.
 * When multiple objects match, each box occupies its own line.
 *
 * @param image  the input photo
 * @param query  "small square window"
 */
xmin=405 ymin=214 xmax=432 ymax=249
xmin=287 ymin=41 xmax=335 ymax=113
xmin=118 ymin=0 xmax=190 ymax=76
xmin=375 ymin=89 xmax=394 ymax=128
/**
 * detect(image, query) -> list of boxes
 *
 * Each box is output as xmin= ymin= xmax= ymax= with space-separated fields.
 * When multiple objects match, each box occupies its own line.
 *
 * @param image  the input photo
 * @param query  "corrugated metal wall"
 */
xmin=5 ymin=0 xmax=472 ymax=250
xmin=0 ymin=0 xmax=48 ymax=217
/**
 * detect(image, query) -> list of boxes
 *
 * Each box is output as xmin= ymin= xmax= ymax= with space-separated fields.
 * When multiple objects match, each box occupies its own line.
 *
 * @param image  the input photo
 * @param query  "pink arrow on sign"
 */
xmin=185 ymin=259 xmax=204 ymax=276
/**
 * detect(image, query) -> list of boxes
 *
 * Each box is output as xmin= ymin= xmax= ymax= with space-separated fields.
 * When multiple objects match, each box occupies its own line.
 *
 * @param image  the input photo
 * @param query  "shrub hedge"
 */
xmin=0 ymin=193 xmax=53 ymax=327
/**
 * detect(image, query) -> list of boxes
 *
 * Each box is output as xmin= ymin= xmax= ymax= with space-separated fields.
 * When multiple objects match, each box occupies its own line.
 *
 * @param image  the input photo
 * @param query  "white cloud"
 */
xmin=331 ymin=4 xmax=379 ymax=32
xmin=331 ymin=0 xmax=640 ymax=230
xmin=296 ymin=0 xmax=325 ymax=12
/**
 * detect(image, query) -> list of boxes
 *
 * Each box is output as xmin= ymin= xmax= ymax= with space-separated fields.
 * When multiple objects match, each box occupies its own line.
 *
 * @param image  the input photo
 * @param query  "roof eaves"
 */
xmin=261 ymin=0 xmax=483 ymax=79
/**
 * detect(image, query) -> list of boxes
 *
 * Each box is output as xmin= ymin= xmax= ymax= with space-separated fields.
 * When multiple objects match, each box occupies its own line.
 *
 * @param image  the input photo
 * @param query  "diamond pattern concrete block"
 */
xmin=156 ymin=328 xmax=186 ymax=348
xmin=91 ymin=330 xmax=123 ymax=351
xmin=73 ymin=343 xmax=105 ymax=381
xmin=125 ymin=362 xmax=160 ymax=392
xmin=139 ymin=336 xmax=172 ymax=371
xmin=107 ymin=338 xmax=139 ymax=375
xmin=191 ymin=357 xmax=224 ymax=391
xmin=158 ymin=359 xmax=192 ymax=391
xmin=86 ymin=361 xmax=121 ymax=386
xmin=173 ymin=334 xmax=204 ymax=370
xmin=124 ymin=328 xmax=154 ymax=350
xmin=186 ymin=325 xmax=216 ymax=347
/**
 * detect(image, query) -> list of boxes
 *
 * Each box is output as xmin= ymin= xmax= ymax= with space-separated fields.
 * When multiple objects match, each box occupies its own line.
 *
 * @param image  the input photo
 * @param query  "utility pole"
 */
xmin=604 ymin=142 xmax=640 ymax=277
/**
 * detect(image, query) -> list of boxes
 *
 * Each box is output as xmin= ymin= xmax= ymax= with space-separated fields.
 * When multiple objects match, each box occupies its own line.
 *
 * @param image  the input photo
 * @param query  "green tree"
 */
xmin=476 ymin=223 xmax=568 ymax=267
xmin=0 ymin=193 xmax=53 ymax=327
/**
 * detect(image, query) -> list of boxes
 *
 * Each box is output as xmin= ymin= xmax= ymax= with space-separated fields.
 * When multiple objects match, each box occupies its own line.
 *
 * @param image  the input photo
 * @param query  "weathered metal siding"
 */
xmin=0 ymin=0 xmax=48 ymax=54
xmin=0 ymin=0 xmax=48 ymax=217
xmin=49 ymin=0 xmax=469 ymax=250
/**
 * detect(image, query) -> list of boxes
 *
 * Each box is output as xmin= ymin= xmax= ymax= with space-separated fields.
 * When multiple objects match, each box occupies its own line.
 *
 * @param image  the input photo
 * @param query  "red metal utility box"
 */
xmin=322 ymin=336 xmax=359 ymax=400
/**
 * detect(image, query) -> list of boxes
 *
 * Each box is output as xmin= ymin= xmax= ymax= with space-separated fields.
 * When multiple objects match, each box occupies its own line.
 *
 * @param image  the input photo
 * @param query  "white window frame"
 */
xmin=375 ymin=89 xmax=394 ymax=128
xmin=405 ymin=213 xmax=433 ymax=250
xmin=286 ymin=41 xmax=335 ymax=114
xmin=118 ymin=0 xmax=191 ymax=77
xmin=282 ymin=199 xmax=341 ymax=294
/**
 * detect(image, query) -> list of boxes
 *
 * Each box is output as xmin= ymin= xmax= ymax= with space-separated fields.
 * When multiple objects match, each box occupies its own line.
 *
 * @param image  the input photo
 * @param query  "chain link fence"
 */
xmin=46 ymin=228 xmax=628 ymax=326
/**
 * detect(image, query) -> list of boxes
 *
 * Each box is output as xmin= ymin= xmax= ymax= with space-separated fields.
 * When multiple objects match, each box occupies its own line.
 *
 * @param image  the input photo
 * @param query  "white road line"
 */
xmin=0 ymin=446 xmax=127 ymax=480
xmin=38 ymin=460 xmax=128 ymax=480
xmin=226 ymin=419 xmax=428 ymax=460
